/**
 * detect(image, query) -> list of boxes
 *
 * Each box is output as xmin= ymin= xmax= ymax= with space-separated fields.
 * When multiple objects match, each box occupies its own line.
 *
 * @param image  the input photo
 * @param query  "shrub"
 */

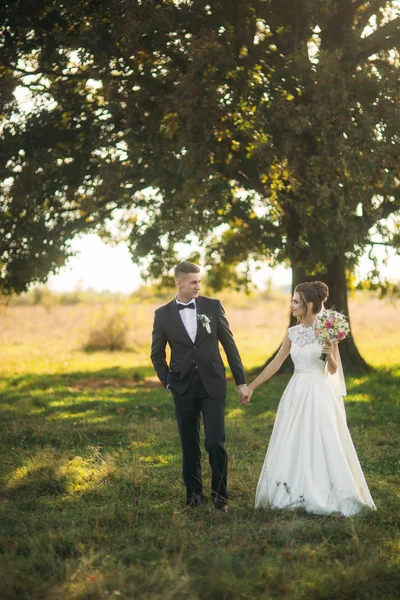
xmin=8 ymin=285 xmax=59 ymax=308
xmin=84 ymin=309 xmax=130 ymax=351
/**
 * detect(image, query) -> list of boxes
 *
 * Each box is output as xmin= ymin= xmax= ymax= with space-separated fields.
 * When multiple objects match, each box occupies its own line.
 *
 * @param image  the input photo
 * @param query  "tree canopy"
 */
xmin=1 ymin=0 xmax=399 ymax=298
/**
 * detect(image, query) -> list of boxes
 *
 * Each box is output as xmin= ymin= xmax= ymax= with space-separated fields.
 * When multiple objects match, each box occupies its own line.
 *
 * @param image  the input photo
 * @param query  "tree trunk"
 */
xmin=259 ymin=255 xmax=370 ymax=375
xmin=317 ymin=255 xmax=370 ymax=373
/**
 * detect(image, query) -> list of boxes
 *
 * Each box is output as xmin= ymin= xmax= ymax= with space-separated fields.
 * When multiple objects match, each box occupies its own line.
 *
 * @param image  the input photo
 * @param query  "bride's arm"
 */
xmin=248 ymin=333 xmax=291 ymax=393
xmin=324 ymin=342 xmax=338 ymax=375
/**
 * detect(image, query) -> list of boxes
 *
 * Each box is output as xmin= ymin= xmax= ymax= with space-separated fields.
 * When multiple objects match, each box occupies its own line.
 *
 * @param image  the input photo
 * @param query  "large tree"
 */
xmin=1 ymin=0 xmax=399 ymax=368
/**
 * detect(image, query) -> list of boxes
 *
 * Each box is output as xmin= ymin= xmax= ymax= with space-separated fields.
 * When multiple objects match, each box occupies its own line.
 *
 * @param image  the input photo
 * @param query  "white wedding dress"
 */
xmin=255 ymin=324 xmax=376 ymax=516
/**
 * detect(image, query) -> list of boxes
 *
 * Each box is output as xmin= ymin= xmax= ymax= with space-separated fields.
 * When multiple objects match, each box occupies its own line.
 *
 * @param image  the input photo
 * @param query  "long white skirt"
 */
xmin=255 ymin=372 xmax=376 ymax=516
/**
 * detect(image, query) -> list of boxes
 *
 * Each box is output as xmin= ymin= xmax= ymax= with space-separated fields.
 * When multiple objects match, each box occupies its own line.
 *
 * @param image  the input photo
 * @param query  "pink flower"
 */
xmin=337 ymin=332 xmax=345 ymax=340
xmin=325 ymin=321 xmax=333 ymax=328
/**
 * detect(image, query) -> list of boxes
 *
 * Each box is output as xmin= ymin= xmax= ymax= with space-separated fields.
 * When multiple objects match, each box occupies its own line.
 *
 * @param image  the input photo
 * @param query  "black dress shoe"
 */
xmin=186 ymin=493 xmax=207 ymax=508
xmin=214 ymin=503 xmax=228 ymax=512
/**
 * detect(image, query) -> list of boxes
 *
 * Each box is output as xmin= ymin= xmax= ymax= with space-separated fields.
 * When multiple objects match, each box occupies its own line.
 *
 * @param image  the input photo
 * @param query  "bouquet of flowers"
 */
xmin=313 ymin=309 xmax=350 ymax=360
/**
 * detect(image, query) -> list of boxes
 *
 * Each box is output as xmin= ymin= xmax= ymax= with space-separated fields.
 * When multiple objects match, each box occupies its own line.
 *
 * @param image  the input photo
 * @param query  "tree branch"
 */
xmin=14 ymin=67 xmax=89 ymax=79
xmin=364 ymin=240 xmax=398 ymax=247
xmin=354 ymin=1 xmax=392 ymax=35
xmin=368 ymin=58 xmax=395 ymax=69
xmin=358 ymin=15 xmax=400 ymax=59
xmin=13 ymin=66 xmax=133 ymax=83
xmin=376 ymin=197 xmax=400 ymax=220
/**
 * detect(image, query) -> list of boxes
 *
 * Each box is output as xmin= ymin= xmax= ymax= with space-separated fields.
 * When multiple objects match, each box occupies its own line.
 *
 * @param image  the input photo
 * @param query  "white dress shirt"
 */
xmin=176 ymin=298 xmax=197 ymax=343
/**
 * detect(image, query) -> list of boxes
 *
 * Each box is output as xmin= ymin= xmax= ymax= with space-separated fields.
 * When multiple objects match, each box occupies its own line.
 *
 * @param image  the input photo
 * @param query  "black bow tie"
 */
xmin=177 ymin=302 xmax=195 ymax=311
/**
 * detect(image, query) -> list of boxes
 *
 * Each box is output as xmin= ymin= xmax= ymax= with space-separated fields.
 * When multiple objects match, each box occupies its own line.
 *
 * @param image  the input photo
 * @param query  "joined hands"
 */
xmin=237 ymin=384 xmax=253 ymax=405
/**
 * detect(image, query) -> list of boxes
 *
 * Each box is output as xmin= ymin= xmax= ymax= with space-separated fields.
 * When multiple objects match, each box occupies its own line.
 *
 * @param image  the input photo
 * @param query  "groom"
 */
xmin=150 ymin=261 xmax=247 ymax=511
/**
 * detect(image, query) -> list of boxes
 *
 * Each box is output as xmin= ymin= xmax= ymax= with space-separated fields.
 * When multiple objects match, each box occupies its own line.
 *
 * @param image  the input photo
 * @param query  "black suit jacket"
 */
xmin=150 ymin=296 xmax=246 ymax=399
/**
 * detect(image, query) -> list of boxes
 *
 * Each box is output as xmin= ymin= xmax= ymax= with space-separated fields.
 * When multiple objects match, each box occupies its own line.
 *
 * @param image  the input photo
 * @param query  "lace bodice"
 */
xmin=288 ymin=325 xmax=324 ymax=373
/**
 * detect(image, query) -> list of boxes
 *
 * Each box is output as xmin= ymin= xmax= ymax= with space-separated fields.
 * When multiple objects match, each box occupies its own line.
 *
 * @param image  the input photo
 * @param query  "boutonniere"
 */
xmin=198 ymin=313 xmax=211 ymax=334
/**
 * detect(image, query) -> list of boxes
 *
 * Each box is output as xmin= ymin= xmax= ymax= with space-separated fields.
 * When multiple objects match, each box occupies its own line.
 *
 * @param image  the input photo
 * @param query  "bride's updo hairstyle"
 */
xmin=294 ymin=281 xmax=329 ymax=318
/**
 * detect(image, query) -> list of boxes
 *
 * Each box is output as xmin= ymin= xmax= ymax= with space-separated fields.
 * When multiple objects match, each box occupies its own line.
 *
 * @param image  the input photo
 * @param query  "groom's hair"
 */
xmin=174 ymin=261 xmax=200 ymax=279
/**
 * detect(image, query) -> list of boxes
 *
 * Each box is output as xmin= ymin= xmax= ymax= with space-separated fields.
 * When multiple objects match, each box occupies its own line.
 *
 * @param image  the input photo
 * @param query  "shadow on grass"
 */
xmin=1 ymin=365 xmax=399 ymax=447
xmin=0 ymin=366 xmax=179 ymax=458
xmin=246 ymin=364 xmax=400 ymax=415
xmin=1 ymin=364 xmax=399 ymax=490
xmin=1 ymin=366 xmax=400 ymax=599
xmin=2 ymin=365 xmax=155 ymax=391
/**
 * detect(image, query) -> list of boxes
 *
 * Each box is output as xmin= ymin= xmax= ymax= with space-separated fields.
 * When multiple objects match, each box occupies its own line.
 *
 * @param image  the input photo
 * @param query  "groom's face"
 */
xmin=176 ymin=271 xmax=201 ymax=301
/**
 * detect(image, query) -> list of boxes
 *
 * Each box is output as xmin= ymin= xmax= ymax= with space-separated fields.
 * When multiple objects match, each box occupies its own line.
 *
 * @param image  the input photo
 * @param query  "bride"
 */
xmin=240 ymin=281 xmax=376 ymax=516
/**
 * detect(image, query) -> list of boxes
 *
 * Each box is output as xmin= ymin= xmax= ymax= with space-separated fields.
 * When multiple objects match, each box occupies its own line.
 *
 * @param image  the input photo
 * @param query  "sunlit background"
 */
xmin=47 ymin=233 xmax=400 ymax=293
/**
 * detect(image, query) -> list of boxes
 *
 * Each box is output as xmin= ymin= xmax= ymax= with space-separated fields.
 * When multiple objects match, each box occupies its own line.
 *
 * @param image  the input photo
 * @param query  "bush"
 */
xmin=8 ymin=285 xmax=59 ymax=308
xmin=84 ymin=309 xmax=130 ymax=351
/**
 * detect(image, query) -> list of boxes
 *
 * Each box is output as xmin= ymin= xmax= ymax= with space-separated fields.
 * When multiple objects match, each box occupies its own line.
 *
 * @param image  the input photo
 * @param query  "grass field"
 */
xmin=0 ymin=291 xmax=399 ymax=599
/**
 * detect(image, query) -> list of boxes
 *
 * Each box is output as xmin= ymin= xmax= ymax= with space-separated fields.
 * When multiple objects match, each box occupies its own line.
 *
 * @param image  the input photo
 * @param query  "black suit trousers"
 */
xmin=172 ymin=370 xmax=228 ymax=506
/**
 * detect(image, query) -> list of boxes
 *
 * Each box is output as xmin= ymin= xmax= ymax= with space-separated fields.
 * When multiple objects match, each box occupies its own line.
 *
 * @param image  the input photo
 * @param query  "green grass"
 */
xmin=0 ymin=294 xmax=399 ymax=599
xmin=1 ymin=362 xmax=400 ymax=599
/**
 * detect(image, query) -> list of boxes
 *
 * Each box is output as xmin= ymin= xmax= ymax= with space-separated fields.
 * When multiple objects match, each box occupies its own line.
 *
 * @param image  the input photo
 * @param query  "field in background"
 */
xmin=1 ymin=290 xmax=399 ymax=376
xmin=0 ymin=290 xmax=399 ymax=599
